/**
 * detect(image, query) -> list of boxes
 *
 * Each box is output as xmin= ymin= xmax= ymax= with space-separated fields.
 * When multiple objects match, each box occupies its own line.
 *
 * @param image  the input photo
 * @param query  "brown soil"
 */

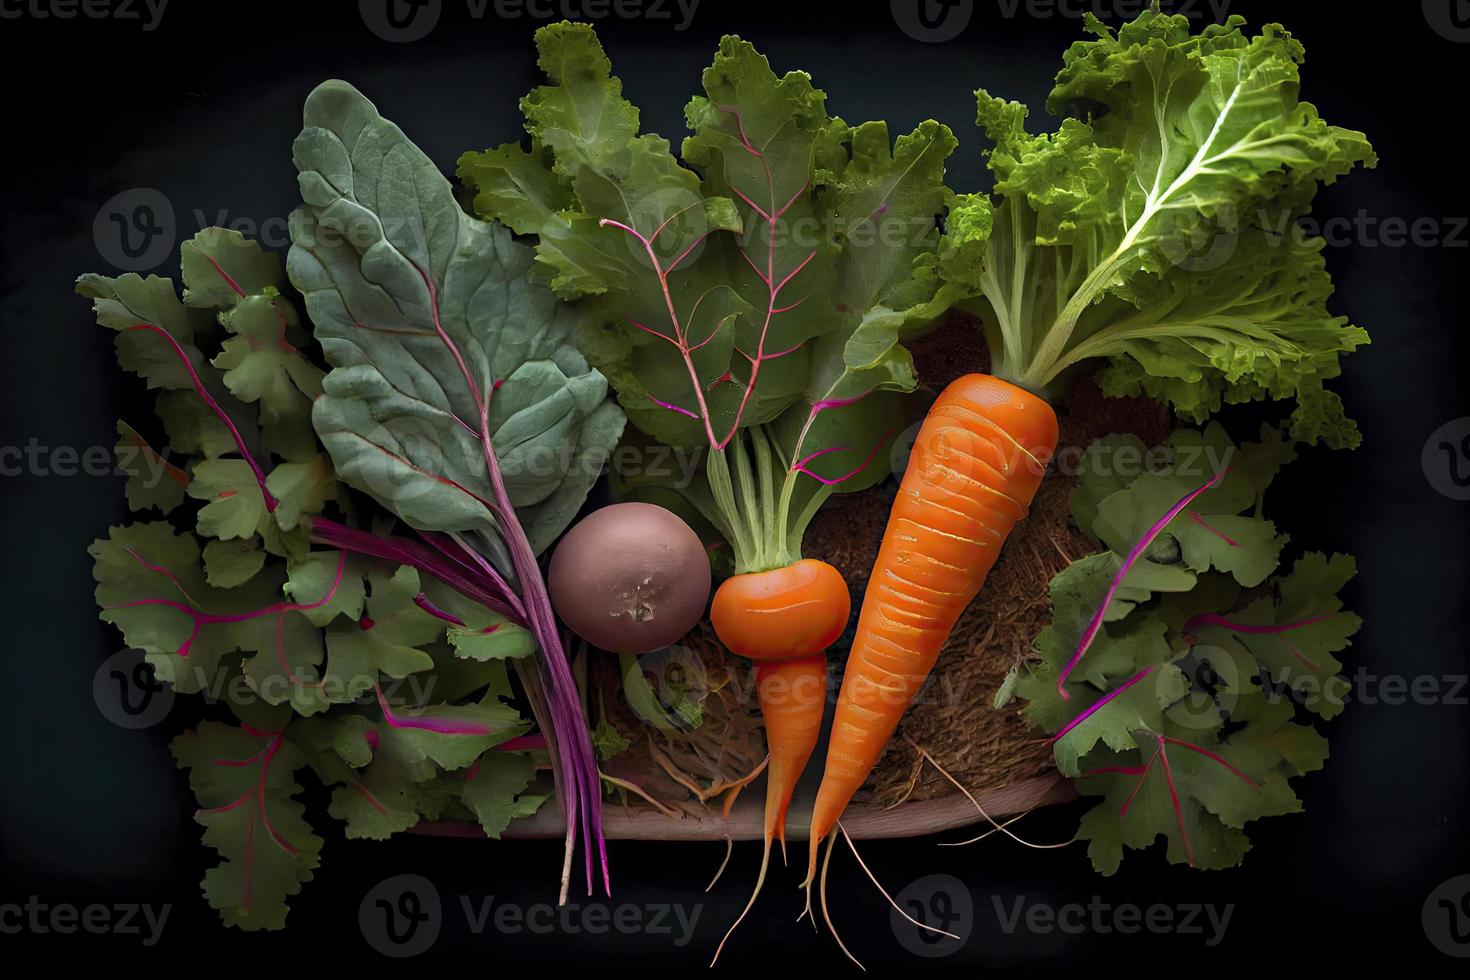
xmin=908 ymin=309 xmax=991 ymax=390
xmin=592 ymin=624 xmax=768 ymax=819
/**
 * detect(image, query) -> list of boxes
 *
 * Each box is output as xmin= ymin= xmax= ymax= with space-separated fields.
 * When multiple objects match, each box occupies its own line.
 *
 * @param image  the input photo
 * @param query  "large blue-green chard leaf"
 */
xmin=288 ymin=80 xmax=624 ymax=557
xmin=941 ymin=9 xmax=1374 ymax=447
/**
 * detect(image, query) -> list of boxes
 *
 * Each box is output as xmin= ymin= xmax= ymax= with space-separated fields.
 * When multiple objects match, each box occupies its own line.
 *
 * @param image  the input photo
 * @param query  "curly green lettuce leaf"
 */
xmin=941 ymin=9 xmax=1374 ymax=447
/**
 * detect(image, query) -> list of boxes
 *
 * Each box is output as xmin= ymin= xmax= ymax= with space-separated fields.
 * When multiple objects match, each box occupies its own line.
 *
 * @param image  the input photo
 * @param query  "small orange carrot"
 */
xmin=709 ymin=558 xmax=848 ymax=961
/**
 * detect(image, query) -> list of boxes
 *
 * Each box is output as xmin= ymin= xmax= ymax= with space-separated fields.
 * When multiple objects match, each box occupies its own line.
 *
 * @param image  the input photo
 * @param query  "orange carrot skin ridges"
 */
xmin=807 ymin=374 xmax=1059 ymax=867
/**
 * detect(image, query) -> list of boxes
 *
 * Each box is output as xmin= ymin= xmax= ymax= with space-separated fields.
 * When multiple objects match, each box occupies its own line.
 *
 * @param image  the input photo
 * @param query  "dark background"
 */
xmin=2 ymin=0 xmax=1467 ymax=969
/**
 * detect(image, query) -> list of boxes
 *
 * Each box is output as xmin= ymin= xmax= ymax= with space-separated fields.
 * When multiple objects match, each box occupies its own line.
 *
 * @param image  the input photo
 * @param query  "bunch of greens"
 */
xmin=84 ymin=91 xmax=624 ymax=926
xmin=937 ymin=7 xmax=1375 ymax=447
xmin=286 ymin=79 xmax=625 ymax=901
xmin=458 ymin=23 xmax=953 ymax=575
xmin=997 ymin=423 xmax=1360 ymax=872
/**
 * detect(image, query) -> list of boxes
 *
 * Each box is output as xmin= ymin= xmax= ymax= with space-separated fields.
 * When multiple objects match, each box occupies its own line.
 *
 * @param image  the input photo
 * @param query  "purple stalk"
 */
xmin=1056 ymin=468 xmax=1228 ymax=699
xmin=128 ymin=322 xmax=277 ymax=512
xmin=419 ymin=531 xmax=526 ymax=621
xmin=417 ymin=266 xmax=609 ymax=898
xmin=496 ymin=734 xmax=549 ymax=753
xmin=1050 ymin=665 xmax=1157 ymax=743
xmin=413 ymin=593 xmax=466 ymax=627
xmin=308 ymin=517 xmax=525 ymax=625
xmin=374 ymin=683 xmax=498 ymax=736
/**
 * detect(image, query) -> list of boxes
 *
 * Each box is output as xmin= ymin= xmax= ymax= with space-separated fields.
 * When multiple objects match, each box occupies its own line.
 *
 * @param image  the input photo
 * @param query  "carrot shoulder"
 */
xmin=806 ymin=374 xmax=1058 ymax=870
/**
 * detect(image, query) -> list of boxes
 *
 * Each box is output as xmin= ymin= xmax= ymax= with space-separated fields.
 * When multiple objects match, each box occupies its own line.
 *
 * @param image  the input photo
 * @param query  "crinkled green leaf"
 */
xmin=455 ymin=140 xmax=574 ymax=238
xmin=77 ymin=271 xmax=209 ymax=389
xmin=203 ymin=537 xmax=268 ymax=588
xmin=461 ymin=752 xmax=547 ymax=838
xmin=156 ymin=389 xmax=238 ymax=459
xmin=92 ymin=522 xmax=288 ymax=694
xmin=1084 ymin=423 xmax=1288 ymax=591
xmin=263 ymin=454 xmax=337 ymax=531
xmin=464 ymin=24 xmax=951 ymax=463
xmin=172 ymin=722 xmax=322 ymax=930
xmin=181 ymin=227 xmax=285 ymax=308
xmin=1014 ymin=423 xmax=1357 ymax=874
xmin=1075 ymin=712 xmax=1312 ymax=875
xmin=189 ymin=459 xmax=270 ymax=541
xmin=116 ymin=420 xmax=189 ymax=514
xmin=321 ymin=565 xmax=441 ymax=702
xmin=1190 ymin=552 xmax=1360 ymax=719
xmin=284 ymin=550 xmax=367 ymax=627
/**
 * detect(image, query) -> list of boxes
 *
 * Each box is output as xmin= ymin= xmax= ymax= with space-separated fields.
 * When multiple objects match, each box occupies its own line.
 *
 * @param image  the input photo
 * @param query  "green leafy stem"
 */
xmin=704 ymin=395 xmax=888 ymax=575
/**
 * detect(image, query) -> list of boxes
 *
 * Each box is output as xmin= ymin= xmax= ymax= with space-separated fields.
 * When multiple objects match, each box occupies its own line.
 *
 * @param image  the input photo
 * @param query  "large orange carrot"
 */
xmin=806 ymin=374 xmax=1059 ymax=879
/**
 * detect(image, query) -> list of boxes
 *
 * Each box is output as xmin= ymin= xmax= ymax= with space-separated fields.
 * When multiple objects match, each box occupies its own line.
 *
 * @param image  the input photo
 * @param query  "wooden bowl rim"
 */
xmin=411 ymin=773 xmax=1073 ymax=841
